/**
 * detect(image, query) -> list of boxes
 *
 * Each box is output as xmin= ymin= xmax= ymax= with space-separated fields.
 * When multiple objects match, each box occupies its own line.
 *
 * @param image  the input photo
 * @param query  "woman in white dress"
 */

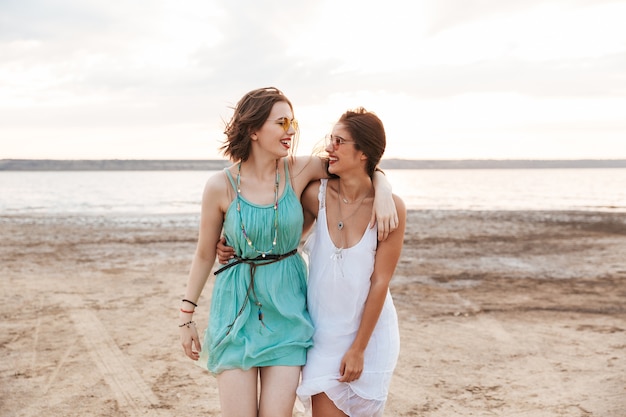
xmin=296 ymin=107 xmax=406 ymax=417
xmin=217 ymin=107 xmax=405 ymax=416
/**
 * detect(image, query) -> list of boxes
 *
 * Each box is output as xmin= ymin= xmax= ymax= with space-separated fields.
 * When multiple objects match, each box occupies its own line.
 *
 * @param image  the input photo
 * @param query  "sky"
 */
xmin=1 ymin=0 xmax=625 ymax=161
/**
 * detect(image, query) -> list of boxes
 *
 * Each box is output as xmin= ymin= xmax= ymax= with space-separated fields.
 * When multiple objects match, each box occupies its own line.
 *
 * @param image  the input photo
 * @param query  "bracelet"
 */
xmin=178 ymin=320 xmax=195 ymax=328
xmin=181 ymin=299 xmax=198 ymax=307
xmin=180 ymin=308 xmax=195 ymax=314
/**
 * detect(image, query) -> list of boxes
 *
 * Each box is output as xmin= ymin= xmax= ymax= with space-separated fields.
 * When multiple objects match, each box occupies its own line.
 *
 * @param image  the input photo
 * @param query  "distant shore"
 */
xmin=2 ymin=158 xmax=626 ymax=171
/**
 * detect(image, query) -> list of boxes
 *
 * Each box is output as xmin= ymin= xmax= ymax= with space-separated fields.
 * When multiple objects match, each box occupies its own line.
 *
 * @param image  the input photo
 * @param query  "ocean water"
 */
xmin=1 ymin=169 xmax=625 ymax=221
xmin=384 ymin=168 xmax=626 ymax=212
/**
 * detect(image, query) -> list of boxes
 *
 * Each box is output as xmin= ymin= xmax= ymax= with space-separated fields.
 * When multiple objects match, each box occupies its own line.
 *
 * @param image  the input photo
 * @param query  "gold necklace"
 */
xmin=336 ymin=179 xmax=370 ymax=231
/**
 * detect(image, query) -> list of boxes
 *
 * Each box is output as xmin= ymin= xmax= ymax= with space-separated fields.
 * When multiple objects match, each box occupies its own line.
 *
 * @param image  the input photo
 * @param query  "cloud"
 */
xmin=0 ymin=0 xmax=113 ymax=41
xmin=422 ymin=0 xmax=625 ymax=35
xmin=1 ymin=0 xmax=625 ymax=159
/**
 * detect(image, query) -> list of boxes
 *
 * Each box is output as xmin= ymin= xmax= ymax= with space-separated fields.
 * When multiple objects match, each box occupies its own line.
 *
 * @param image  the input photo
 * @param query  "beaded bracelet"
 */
xmin=180 ymin=308 xmax=195 ymax=314
xmin=178 ymin=320 xmax=195 ymax=328
xmin=182 ymin=299 xmax=198 ymax=307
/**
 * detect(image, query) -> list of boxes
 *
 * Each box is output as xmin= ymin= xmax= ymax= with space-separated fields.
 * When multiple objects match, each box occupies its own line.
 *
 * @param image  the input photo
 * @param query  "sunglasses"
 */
xmin=274 ymin=118 xmax=299 ymax=132
xmin=325 ymin=134 xmax=355 ymax=149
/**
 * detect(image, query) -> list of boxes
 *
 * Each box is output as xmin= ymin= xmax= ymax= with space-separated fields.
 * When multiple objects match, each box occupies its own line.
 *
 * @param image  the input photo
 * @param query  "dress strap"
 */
xmin=223 ymin=167 xmax=238 ymax=193
xmin=283 ymin=158 xmax=290 ymax=180
xmin=283 ymin=158 xmax=296 ymax=192
xmin=318 ymin=179 xmax=328 ymax=210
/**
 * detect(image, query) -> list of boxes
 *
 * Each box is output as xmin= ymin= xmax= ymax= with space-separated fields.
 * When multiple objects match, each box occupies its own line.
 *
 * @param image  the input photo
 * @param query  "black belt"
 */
xmin=212 ymin=248 xmax=299 ymax=337
xmin=213 ymin=248 xmax=298 ymax=275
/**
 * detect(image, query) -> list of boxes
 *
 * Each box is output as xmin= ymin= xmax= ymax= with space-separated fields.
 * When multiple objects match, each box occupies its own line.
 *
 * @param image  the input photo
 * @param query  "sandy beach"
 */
xmin=1 ymin=209 xmax=625 ymax=417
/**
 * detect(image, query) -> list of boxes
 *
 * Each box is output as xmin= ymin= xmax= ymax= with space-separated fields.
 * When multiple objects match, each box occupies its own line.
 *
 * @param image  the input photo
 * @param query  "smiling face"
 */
xmin=252 ymin=101 xmax=298 ymax=158
xmin=325 ymin=122 xmax=366 ymax=176
xmin=221 ymin=87 xmax=296 ymax=162
xmin=329 ymin=107 xmax=386 ymax=177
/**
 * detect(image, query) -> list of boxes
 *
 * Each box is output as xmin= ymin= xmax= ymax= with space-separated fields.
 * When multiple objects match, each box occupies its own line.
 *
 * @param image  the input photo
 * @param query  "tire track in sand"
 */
xmin=68 ymin=308 xmax=162 ymax=416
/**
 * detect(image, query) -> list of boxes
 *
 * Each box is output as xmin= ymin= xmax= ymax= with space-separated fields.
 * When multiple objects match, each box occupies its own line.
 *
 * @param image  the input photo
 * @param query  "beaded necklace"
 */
xmin=236 ymin=161 xmax=279 ymax=258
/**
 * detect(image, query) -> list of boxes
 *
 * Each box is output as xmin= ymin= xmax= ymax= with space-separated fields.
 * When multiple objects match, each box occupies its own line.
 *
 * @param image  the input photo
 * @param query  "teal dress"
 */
xmin=203 ymin=161 xmax=314 ymax=374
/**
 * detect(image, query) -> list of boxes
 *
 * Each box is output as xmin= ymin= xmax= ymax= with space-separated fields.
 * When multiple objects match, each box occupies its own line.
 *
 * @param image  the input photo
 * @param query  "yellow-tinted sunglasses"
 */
xmin=274 ymin=118 xmax=298 ymax=132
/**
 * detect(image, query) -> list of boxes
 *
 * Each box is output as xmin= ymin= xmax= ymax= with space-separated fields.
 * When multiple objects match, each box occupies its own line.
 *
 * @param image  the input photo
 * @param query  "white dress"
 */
xmin=297 ymin=179 xmax=400 ymax=417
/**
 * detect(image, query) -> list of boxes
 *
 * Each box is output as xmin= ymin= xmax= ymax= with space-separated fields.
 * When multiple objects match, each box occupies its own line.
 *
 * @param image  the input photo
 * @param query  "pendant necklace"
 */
xmin=236 ymin=161 xmax=279 ymax=257
xmin=336 ymin=179 xmax=370 ymax=232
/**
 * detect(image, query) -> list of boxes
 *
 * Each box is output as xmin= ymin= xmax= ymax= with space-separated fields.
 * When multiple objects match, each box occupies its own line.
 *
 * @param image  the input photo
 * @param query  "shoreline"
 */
xmin=1 ymin=209 xmax=625 ymax=416
xmin=3 ymin=158 xmax=626 ymax=171
xmin=2 ymin=206 xmax=626 ymax=224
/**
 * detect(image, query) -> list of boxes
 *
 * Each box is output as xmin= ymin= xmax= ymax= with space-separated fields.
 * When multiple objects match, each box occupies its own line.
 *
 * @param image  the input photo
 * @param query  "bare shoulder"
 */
xmin=285 ymin=156 xmax=325 ymax=199
xmin=393 ymin=194 xmax=406 ymax=215
xmin=289 ymin=155 xmax=316 ymax=170
xmin=392 ymin=194 xmax=407 ymax=233
xmin=201 ymin=168 xmax=233 ymax=211
xmin=203 ymin=168 xmax=229 ymax=191
xmin=289 ymin=155 xmax=325 ymax=180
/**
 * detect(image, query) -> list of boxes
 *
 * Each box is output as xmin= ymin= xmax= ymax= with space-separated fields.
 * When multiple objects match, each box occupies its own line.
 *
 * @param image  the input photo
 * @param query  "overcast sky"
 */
xmin=1 ymin=0 xmax=625 ymax=160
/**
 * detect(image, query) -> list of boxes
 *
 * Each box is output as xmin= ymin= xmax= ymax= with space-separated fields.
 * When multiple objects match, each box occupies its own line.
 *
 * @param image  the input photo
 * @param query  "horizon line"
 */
xmin=2 ymin=158 xmax=626 ymax=171
xmin=3 ymin=157 xmax=626 ymax=162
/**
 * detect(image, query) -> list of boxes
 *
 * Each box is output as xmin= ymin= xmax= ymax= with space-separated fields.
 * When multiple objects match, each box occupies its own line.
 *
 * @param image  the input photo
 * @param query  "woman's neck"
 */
xmin=337 ymin=174 xmax=372 ymax=203
xmin=241 ymin=157 xmax=280 ymax=181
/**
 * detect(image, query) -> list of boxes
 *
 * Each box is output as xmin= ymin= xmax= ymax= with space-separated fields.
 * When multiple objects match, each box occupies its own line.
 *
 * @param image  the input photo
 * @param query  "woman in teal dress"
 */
xmin=207 ymin=159 xmax=312 ymax=372
xmin=178 ymin=87 xmax=397 ymax=417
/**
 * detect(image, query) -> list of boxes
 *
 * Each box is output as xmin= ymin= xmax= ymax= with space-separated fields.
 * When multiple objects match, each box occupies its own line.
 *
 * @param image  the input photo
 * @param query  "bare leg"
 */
xmin=217 ymin=367 xmax=259 ymax=417
xmin=312 ymin=392 xmax=348 ymax=417
xmin=258 ymin=366 xmax=301 ymax=417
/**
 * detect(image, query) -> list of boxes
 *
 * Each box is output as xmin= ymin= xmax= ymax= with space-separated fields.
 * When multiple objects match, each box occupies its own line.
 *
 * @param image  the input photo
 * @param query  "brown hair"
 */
xmin=338 ymin=107 xmax=386 ymax=177
xmin=220 ymin=87 xmax=295 ymax=162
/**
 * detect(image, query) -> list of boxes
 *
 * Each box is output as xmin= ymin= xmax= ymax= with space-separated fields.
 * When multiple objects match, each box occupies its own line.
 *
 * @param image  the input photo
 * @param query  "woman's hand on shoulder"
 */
xmin=374 ymin=194 xmax=406 ymax=257
xmin=370 ymin=170 xmax=401 ymax=241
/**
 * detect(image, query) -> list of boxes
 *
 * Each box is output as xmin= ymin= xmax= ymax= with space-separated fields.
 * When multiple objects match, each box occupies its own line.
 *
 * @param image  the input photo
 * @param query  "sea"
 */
xmin=1 ymin=169 xmax=625 ymax=226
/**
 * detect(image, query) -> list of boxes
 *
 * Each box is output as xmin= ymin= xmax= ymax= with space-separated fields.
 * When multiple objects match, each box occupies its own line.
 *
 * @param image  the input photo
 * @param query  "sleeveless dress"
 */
xmin=297 ymin=179 xmax=400 ymax=417
xmin=201 ymin=160 xmax=314 ymax=375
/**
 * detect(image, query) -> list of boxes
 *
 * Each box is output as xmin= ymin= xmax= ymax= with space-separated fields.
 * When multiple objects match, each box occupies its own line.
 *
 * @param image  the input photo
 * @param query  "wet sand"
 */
xmin=1 ymin=210 xmax=625 ymax=416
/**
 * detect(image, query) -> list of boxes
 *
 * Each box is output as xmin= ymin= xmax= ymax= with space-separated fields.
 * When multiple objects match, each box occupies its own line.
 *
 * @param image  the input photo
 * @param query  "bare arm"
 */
xmin=301 ymin=180 xmax=320 ymax=237
xmin=339 ymin=194 xmax=406 ymax=382
xmin=215 ymin=179 xmax=320 ymax=264
xmin=179 ymin=174 xmax=228 ymax=361
xmin=216 ymin=156 xmax=327 ymax=264
xmin=290 ymin=156 xmax=398 ymax=240
xmin=288 ymin=155 xmax=328 ymax=197
xmin=371 ymin=170 xmax=398 ymax=241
